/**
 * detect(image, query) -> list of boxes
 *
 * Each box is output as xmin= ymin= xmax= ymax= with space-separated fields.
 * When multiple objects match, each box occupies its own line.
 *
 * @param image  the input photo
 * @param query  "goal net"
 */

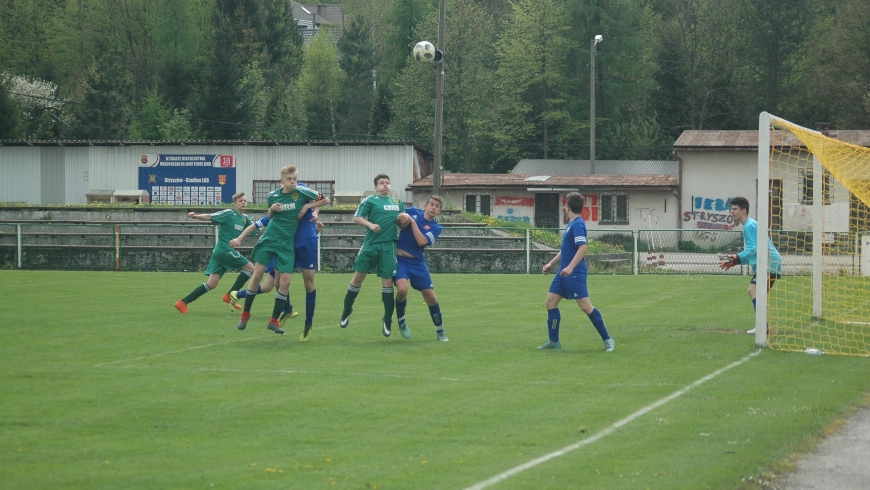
xmin=757 ymin=113 xmax=870 ymax=356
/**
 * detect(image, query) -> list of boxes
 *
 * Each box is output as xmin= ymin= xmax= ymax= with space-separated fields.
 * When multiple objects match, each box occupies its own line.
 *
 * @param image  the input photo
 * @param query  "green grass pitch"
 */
xmin=1 ymin=270 xmax=869 ymax=489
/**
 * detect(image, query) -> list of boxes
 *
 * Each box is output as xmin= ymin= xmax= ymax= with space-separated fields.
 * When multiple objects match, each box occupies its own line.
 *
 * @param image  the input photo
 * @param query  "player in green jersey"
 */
xmin=236 ymin=165 xmax=329 ymax=334
xmin=175 ymin=192 xmax=257 ymax=314
xmin=339 ymin=174 xmax=408 ymax=337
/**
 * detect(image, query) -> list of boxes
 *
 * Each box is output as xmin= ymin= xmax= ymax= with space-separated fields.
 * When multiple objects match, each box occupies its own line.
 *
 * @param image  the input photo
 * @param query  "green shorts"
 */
xmin=204 ymin=247 xmax=250 ymax=277
xmin=353 ymin=241 xmax=398 ymax=279
xmin=251 ymin=239 xmax=296 ymax=274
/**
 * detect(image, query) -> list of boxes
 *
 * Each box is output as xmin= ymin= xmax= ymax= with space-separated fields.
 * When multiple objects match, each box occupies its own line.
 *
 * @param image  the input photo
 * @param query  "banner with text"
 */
xmin=138 ymin=154 xmax=236 ymax=205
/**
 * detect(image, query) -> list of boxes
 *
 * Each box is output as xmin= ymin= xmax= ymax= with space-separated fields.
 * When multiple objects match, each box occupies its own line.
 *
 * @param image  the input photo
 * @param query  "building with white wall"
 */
xmin=407 ymin=160 xmax=679 ymax=231
xmin=0 ymin=140 xmax=432 ymax=205
xmin=673 ymin=129 xmax=870 ymax=233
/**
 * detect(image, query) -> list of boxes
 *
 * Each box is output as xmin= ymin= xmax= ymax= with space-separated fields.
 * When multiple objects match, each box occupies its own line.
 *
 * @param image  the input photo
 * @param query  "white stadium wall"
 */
xmin=680 ymin=151 xmax=757 ymax=231
xmin=0 ymin=143 xmax=422 ymax=205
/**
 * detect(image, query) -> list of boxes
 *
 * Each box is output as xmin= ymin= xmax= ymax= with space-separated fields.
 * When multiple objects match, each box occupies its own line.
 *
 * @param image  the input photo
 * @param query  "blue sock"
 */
xmin=396 ymin=299 xmax=407 ymax=320
xmin=428 ymin=303 xmax=442 ymax=327
xmin=588 ymin=308 xmax=610 ymax=341
xmin=237 ymin=289 xmax=246 ymax=299
xmin=752 ymin=298 xmax=757 ymax=310
xmin=547 ymin=308 xmax=560 ymax=342
xmin=284 ymin=300 xmax=293 ymax=314
xmin=305 ymin=290 xmax=316 ymax=326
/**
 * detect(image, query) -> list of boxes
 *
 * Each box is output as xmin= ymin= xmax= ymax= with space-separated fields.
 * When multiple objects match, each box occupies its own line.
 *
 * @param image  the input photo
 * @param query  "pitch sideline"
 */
xmin=463 ymin=348 xmax=764 ymax=490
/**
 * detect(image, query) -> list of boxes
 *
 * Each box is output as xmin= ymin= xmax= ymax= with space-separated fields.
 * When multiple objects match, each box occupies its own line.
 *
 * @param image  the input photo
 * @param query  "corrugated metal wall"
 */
xmin=0 ymin=147 xmax=41 ymax=203
xmin=0 ymin=144 xmax=420 ymax=204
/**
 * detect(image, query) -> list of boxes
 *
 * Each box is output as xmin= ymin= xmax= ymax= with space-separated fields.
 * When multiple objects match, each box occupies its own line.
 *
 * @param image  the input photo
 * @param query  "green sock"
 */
xmin=182 ymin=283 xmax=209 ymax=304
xmin=382 ymin=287 xmax=394 ymax=323
xmin=228 ymin=270 xmax=251 ymax=293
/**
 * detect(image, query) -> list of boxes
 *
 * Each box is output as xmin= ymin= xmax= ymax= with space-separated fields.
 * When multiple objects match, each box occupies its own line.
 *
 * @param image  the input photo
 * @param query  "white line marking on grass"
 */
xmin=93 ymin=337 xmax=263 ymax=367
xmin=463 ymin=349 xmax=764 ymax=490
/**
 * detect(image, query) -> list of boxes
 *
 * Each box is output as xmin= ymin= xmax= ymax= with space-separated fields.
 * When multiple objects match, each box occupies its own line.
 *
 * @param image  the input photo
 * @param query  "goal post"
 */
xmin=758 ymin=112 xmax=870 ymax=356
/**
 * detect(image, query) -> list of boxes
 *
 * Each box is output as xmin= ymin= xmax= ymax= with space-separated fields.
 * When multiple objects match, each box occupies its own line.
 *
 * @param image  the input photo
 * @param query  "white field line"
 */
xmin=93 ymin=336 xmax=263 ymax=367
xmin=463 ymin=348 xmax=764 ymax=490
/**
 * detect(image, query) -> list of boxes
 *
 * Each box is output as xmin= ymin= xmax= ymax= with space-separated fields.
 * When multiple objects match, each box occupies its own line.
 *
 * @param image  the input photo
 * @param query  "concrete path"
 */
xmin=775 ymin=406 xmax=870 ymax=490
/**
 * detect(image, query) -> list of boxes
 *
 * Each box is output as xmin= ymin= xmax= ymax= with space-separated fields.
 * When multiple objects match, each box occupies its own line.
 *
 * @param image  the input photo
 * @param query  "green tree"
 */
xmin=0 ymin=75 xmax=24 ymax=139
xmin=129 ymin=89 xmax=170 ymax=140
xmin=388 ymin=0 xmax=498 ymax=172
xmin=266 ymin=83 xmax=308 ymax=139
xmin=297 ymin=29 xmax=345 ymax=139
xmin=153 ymin=0 xmax=202 ymax=108
xmin=339 ymin=16 xmax=378 ymax=137
xmin=69 ymin=54 xmax=132 ymax=139
xmin=648 ymin=0 xmax=743 ymax=136
xmin=161 ymin=108 xmax=195 ymax=140
xmin=236 ymin=61 xmax=270 ymax=139
xmin=492 ymin=0 xmax=574 ymax=166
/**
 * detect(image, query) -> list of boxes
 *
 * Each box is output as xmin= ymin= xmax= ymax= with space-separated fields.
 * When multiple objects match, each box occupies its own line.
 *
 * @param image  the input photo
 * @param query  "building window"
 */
xmin=799 ymin=169 xmax=833 ymax=205
xmin=600 ymin=193 xmax=629 ymax=224
xmin=464 ymin=193 xmax=493 ymax=215
xmin=252 ymin=180 xmax=335 ymax=204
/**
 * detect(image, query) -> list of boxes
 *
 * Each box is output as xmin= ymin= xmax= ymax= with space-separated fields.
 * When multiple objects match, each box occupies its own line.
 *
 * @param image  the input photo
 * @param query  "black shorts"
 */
xmin=751 ymin=272 xmax=781 ymax=290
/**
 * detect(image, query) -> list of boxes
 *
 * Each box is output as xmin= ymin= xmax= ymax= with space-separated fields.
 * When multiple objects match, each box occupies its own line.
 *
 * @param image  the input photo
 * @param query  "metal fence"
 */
xmin=2 ymin=222 xmax=864 ymax=275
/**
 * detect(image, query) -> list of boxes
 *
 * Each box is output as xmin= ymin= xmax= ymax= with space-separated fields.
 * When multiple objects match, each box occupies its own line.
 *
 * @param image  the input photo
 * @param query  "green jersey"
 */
xmin=260 ymin=185 xmax=320 ymax=244
xmin=356 ymin=194 xmax=405 ymax=246
xmin=210 ymin=208 xmax=254 ymax=252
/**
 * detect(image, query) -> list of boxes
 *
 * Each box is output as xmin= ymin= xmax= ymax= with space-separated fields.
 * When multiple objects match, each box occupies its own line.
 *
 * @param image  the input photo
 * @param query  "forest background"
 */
xmin=1 ymin=0 xmax=869 ymax=174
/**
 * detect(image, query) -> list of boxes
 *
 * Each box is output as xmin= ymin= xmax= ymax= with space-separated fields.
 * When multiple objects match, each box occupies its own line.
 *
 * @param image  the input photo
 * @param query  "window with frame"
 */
xmin=599 ymin=193 xmax=629 ymax=224
xmin=252 ymin=180 xmax=335 ymax=204
xmin=464 ymin=193 xmax=492 ymax=215
xmin=799 ymin=169 xmax=833 ymax=205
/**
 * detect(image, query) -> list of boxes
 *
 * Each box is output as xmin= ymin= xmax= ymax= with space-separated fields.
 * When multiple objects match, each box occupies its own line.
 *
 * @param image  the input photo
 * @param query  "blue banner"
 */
xmin=138 ymin=154 xmax=236 ymax=205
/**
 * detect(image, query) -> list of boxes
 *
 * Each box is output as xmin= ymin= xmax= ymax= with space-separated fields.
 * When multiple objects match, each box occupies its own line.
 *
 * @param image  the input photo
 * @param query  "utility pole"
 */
xmin=590 ymin=35 xmax=602 ymax=174
xmin=433 ymin=0 xmax=446 ymax=196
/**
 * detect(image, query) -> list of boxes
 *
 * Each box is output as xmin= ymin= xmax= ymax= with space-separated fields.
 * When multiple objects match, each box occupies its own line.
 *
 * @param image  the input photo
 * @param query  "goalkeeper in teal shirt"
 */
xmin=719 ymin=196 xmax=783 ymax=334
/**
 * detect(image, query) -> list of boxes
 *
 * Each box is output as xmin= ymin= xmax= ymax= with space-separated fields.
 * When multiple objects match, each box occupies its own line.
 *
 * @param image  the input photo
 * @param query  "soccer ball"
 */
xmin=413 ymin=41 xmax=436 ymax=62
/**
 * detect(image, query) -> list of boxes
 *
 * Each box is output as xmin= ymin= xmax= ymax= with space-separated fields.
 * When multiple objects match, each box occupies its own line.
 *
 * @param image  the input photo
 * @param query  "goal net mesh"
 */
xmin=767 ymin=117 xmax=870 ymax=356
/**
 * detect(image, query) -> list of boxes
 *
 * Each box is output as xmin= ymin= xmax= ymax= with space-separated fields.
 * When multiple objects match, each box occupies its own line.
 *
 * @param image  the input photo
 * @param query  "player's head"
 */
xmin=280 ymin=165 xmax=298 ymax=190
xmin=730 ymin=196 xmax=750 ymax=223
xmin=565 ymin=192 xmax=584 ymax=215
xmin=374 ymin=174 xmax=391 ymax=195
xmin=424 ymin=195 xmax=443 ymax=217
xmin=232 ymin=192 xmax=248 ymax=210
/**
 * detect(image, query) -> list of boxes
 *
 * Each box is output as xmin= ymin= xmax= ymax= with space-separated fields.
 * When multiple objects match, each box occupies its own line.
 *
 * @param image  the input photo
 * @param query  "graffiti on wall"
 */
xmin=684 ymin=196 xmax=734 ymax=229
xmin=562 ymin=194 xmax=599 ymax=224
xmin=496 ymin=195 xmax=533 ymax=223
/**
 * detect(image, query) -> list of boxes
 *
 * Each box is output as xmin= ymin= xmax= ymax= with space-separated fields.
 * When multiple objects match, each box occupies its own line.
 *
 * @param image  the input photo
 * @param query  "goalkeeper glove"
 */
xmin=719 ymin=254 xmax=741 ymax=270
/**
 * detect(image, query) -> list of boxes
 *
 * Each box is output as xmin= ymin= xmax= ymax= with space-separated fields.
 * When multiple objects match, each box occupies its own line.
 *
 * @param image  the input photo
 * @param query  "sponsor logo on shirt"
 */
xmin=281 ymin=203 xmax=297 ymax=211
xmin=384 ymin=205 xmax=400 ymax=211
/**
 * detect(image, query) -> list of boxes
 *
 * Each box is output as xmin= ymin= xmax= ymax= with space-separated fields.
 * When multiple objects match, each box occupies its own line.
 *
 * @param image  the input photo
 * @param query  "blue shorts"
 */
xmin=265 ymin=256 xmax=277 ymax=278
xmin=395 ymin=256 xmax=434 ymax=291
xmin=548 ymin=271 xmax=589 ymax=300
xmin=294 ymin=236 xmax=318 ymax=270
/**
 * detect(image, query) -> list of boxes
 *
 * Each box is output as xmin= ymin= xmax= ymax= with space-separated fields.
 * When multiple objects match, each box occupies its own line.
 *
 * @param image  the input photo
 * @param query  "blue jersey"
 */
xmin=738 ymin=218 xmax=783 ymax=274
xmin=396 ymin=207 xmax=442 ymax=261
xmin=560 ymin=216 xmax=588 ymax=274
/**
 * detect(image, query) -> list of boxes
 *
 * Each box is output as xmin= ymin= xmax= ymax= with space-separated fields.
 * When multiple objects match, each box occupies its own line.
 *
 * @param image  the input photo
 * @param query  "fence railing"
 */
xmin=1 ymin=222 xmax=864 ymax=275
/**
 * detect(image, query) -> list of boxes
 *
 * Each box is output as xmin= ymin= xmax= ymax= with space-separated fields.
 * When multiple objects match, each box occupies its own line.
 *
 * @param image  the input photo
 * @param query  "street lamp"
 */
xmin=590 ymin=34 xmax=602 ymax=174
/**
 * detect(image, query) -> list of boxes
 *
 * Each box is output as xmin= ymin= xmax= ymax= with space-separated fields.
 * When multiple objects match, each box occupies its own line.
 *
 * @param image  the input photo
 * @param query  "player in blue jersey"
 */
xmin=718 ymin=196 xmax=783 ymax=334
xmin=394 ymin=195 xmax=447 ymax=341
xmin=539 ymin=192 xmax=615 ymax=351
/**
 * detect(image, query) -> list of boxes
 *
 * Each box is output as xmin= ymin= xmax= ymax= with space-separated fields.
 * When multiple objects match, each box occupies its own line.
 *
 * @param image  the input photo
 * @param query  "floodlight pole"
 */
xmin=432 ymin=0 xmax=446 ymax=196
xmin=590 ymin=35 xmax=602 ymax=175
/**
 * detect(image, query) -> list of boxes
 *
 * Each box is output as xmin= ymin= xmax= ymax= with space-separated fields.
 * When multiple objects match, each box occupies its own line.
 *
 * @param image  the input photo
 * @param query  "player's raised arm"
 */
xmin=188 ymin=211 xmax=213 ymax=221
xmin=297 ymin=195 xmax=330 ymax=220
xmin=229 ymin=216 xmax=268 ymax=248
